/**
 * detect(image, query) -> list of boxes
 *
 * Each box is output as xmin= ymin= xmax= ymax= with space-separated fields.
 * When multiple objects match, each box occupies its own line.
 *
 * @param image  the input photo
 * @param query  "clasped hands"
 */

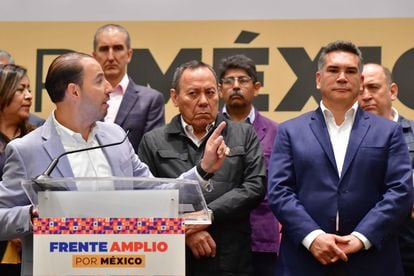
xmin=309 ymin=233 xmax=364 ymax=265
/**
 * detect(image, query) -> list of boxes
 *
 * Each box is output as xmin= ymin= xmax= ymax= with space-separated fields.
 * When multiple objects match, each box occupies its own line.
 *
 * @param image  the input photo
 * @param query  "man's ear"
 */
xmin=170 ymin=89 xmax=178 ymax=107
xmin=218 ymin=84 xmax=223 ymax=98
xmin=127 ymin=48 xmax=133 ymax=63
xmin=359 ymin=74 xmax=364 ymax=92
xmin=253 ymin=82 xmax=261 ymax=97
xmin=316 ymin=71 xmax=321 ymax=90
xmin=67 ymin=83 xmax=79 ymax=98
xmin=390 ymin=82 xmax=399 ymax=101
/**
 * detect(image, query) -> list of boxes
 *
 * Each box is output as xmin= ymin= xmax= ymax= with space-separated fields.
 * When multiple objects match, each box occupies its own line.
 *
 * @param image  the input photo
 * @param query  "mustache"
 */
xmin=229 ymin=90 xmax=244 ymax=99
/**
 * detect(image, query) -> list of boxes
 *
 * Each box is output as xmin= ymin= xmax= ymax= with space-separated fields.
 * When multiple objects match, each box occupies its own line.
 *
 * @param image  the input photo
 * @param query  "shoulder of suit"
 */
xmin=399 ymin=116 xmax=414 ymax=127
xmin=96 ymin=121 xmax=125 ymax=134
xmin=128 ymin=80 xmax=163 ymax=96
xmin=279 ymin=110 xmax=314 ymax=127
xmin=361 ymin=110 xmax=400 ymax=129
xmin=6 ymin=126 xmax=43 ymax=151
xmin=254 ymin=111 xmax=278 ymax=128
xmin=143 ymin=123 xmax=169 ymax=138
xmin=224 ymin=118 xmax=255 ymax=134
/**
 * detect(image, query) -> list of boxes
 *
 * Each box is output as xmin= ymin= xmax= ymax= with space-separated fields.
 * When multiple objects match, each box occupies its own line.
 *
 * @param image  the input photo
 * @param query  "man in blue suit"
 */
xmin=93 ymin=24 xmax=165 ymax=153
xmin=0 ymin=52 xmax=229 ymax=276
xmin=268 ymin=41 xmax=413 ymax=276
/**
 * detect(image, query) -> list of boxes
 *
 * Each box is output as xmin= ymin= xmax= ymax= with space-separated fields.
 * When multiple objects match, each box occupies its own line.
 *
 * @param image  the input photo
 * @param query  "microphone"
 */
xmin=37 ymin=129 xmax=130 ymax=179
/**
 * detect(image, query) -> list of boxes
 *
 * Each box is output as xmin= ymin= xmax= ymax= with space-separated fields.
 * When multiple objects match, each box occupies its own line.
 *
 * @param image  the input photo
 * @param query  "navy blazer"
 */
xmin=268 ymin=107 xmax=413 ymax=276
xmin=115 ymin=78 xmax=165 ymax=153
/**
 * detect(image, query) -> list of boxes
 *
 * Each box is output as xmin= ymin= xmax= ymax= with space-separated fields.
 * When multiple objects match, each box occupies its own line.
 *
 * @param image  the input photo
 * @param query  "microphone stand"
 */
xmin=37 ymin=129 xmax=130 ymax=179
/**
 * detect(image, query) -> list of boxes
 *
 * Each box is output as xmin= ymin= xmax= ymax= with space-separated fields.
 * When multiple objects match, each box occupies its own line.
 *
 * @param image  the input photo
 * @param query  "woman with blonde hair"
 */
xmin=0 ymin=63 xmax=35 ymax=275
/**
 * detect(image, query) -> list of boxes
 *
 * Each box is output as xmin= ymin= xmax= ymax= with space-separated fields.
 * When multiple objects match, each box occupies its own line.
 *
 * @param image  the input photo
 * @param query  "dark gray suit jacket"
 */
xmin=398 ymin=115 xmax=414 ymax=272
xmin=114 ymin=78 xmax=165 ymax=153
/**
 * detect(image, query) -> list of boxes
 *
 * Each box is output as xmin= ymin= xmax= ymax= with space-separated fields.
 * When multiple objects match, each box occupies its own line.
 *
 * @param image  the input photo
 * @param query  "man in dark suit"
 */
xmin=218 ymin=54 xmax=279 ymax=276
xmin=93 ymin=24 xmax=165 ymax=152
xmin=358 ymin=63 xmax=414 ymax=276
xmin=268 ymin=40 xmax=413 ymax=276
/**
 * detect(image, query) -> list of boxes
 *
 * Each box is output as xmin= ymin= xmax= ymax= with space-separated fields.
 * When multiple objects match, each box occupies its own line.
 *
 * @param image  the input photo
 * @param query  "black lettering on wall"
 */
xmin=392 ymin=48 xmax=414 ymax=109
xmin=359 ymin=47 xmax=381 ymax=64
xmin=128 ymin=49 xmax=202 ymax=103
xmin=275 ymin=47 xmax=381 ymax=112
xmin=275 ymin=48 xmax=321 ymax=111
xmin=35 ymin=49 xmax=73 ymax=112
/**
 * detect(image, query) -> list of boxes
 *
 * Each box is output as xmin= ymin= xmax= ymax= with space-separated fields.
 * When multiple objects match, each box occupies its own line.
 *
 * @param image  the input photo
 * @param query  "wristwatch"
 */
xmin=196 ymin=161 xmax=214 ymax=180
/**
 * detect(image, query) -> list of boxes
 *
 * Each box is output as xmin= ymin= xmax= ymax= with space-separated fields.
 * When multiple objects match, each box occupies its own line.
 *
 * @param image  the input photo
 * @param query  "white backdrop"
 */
xmin=1 ymin=0 xmax=414 ymax=21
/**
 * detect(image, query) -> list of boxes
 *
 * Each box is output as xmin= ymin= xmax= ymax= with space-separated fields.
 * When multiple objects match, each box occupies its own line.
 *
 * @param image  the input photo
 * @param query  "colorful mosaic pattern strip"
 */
xmin=33 ymin=218 xmax=184 ymax=235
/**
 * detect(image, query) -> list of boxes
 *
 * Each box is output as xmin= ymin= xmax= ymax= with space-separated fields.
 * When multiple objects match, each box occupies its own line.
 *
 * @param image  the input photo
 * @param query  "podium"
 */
xmin=22 ymin=177 xmax=211 ymax=276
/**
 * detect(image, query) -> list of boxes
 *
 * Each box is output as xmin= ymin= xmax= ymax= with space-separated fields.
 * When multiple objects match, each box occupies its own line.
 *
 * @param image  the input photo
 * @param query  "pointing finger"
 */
xmin=209 ymin=122 xmax=226 ymax=141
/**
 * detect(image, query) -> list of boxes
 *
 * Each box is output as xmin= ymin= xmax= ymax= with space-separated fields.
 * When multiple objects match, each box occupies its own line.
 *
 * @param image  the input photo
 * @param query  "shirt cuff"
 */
xmin=351 ymin=231 xmax=372 ymax=250
xmin=302 ymin=229 xmax=325 ymax=250
xmin=194 ymin=167 xmax=213 ymax=192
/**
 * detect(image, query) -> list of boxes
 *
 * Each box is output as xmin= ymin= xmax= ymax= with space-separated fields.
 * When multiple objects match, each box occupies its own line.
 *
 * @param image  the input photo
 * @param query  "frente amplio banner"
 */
xmin=33 ymin=217 xmax=185 ymax=275
xmin=1 ymin=19 xmax=413 ymax=123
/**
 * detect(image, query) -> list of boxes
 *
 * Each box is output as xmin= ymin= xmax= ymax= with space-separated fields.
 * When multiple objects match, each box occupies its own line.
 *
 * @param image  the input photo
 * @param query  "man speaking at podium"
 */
xmin=0 ymin=52 xmax=230 ymax=276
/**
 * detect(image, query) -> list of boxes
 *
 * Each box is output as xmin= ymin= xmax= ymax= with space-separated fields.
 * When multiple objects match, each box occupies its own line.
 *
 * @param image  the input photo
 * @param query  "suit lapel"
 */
xmin=96 ymin=131 xmax=123 ymax=176
xmin=252 ymin=112 xmax=266 ymax=142
xmin=115 ymin=79 xmax=139 ymax=126
xmin=309 ymin=109 xmax=338 ymax=172
xmin=341 ymin=109 xmax=370 ymax=178
xmin=41 ymin=118 xmax=74 ymax=177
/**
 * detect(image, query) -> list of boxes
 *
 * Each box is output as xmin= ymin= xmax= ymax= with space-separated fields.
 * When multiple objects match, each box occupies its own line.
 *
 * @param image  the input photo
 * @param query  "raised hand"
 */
xmin=200 ymin=121 xmax=230 ymax=173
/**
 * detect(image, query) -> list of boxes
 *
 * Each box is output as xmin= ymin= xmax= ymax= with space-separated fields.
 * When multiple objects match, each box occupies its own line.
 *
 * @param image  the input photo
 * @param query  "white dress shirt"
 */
xmin=391 ymin=106 xmax=399 ymax=122
xmin=302 ymin=101 xmax=372 ymax=251
xmin=104 ymin=74 xmax=129 ymax=123
xmin=181 ymin=116 xmax=214 ymax=147
xmin=52 ymin=111 xmax=113 ymax=190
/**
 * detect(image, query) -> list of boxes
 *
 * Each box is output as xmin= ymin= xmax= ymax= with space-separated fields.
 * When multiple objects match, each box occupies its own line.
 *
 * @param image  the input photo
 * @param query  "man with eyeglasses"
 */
xmin=218 ymin=54 xmax=279 ymax=276
xmin=138 ymin=60 xmax=265 ymax=275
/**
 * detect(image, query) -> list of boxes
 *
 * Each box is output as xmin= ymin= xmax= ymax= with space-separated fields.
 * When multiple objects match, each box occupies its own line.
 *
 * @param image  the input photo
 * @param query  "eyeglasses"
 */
xmin=221 ymin=76 xmax=252 ymax=86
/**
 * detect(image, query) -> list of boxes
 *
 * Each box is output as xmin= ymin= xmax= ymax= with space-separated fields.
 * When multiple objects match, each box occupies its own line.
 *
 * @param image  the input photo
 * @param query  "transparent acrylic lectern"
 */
xmin=22 ymin=177 xmax=211 ymax=275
